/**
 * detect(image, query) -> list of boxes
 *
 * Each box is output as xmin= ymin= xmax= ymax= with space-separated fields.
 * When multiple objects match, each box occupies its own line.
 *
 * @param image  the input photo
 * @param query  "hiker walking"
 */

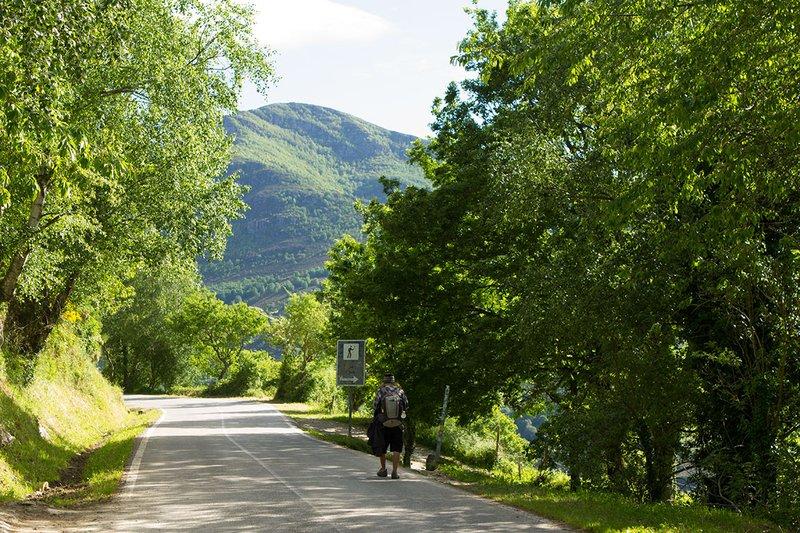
xmin=370 ymin=373 xmax=408 ymax=479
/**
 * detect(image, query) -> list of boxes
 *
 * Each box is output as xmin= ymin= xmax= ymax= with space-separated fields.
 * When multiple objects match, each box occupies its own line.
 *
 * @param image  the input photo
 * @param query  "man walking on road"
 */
xmin=372 ymin=373 xmax=408 ymax=479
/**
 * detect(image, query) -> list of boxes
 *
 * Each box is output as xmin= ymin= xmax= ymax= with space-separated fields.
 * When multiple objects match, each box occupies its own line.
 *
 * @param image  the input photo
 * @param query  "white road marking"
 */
xmin=124 ymin=412 xmax=164 ymax=497
xmin=218 ymin=406 xmax=346 ymax=533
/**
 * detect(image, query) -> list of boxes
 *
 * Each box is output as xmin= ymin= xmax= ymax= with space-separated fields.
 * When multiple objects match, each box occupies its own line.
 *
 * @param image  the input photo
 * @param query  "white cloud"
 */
xmin=243 ymin=0 xmax=392 ymax=50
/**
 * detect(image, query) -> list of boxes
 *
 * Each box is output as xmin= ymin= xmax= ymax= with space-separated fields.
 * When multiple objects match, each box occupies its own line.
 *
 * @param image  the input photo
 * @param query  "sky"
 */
xmin=237 ymin=0 xmax=509 ymax=137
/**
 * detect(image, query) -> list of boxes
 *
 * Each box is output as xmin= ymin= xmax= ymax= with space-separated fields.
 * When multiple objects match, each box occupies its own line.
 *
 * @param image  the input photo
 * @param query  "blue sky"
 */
xmin=237 ymin=0 xmax=508 ymax=137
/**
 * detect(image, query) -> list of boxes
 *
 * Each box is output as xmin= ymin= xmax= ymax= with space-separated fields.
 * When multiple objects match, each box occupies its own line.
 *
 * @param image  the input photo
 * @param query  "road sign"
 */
xmin=336 ymin=339 xmax=365 ymax=387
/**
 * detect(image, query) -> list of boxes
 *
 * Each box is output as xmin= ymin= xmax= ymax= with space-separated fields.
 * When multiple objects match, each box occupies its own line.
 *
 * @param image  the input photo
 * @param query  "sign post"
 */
xmin=337 ymin=340 xmax=365 ymax=437
xmin=426 ymin=385 xmax=450 ymax=471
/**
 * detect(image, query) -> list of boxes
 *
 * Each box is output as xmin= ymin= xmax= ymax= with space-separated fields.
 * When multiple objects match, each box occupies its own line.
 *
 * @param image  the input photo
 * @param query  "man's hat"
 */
xmin=383 ymin=373 xmax=395 ymax=384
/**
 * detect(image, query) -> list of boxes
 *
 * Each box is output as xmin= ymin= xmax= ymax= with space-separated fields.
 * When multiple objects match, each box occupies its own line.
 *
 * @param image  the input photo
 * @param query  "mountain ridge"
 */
xmin=202 ymin=102 xmax=427 ymax=308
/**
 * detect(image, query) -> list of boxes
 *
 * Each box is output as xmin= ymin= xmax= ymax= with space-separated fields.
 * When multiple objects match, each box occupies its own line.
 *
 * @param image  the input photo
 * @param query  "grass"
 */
xmin=438 ymin=463 xmax=783 ymax=533
xmin=48 ymin=408 xmax=160 ymax=506
xmin=276 ymin=401 xmax=784 ymax=533
xmin=170 ymin=385 xmax=205 ymax=397
xmin=270 ymin=401 xmax=372 ymax=427
xmin=272 ymin=401 xmax=373 ymax=454
xmin=0 ymin=324 xmax=147 ymax=504
xmin=1 ymin=340 xmax=129 ymax=501
xmin=304 ymin=428 xmax=372 ymax=455
xmin=171 ymin=385 xmax=273 ymax=399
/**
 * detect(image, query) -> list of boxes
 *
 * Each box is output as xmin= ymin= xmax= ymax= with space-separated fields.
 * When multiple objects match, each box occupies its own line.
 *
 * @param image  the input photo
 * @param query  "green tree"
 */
xmin=267 ymin=292 xmax=331 ymax=401
xmin=102 ymin=260 xmax=200 ymax=392
xmin=170 ymin=290 xmax=268 ymax=382
xmin=455 ymin=0 xmax=800 ymax=510
xmin=0 ymin=0 xmax=273 ymax=370
xmin=325 ymin=0 xmax=799 ymax=513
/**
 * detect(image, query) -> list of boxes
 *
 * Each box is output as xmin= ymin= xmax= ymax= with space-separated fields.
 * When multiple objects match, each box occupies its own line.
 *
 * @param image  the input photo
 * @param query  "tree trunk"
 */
xmin=494 ymin=423 xmax=501 ymax=467
xmin=217 ymin=360 xmax=231 ymax=381
xmin=636 ymin=420 xmax=674 ymax=502
xmin=1 ymin=171 xmax=51 ymax=304
xmin=122 ymin=346 xmax=132 ymax=392
xmin=606 ymin=440 xmax=627 ymax=495
xmin=567 ymin=377 xmax=582 ymax=492
xmin=2 ymin=272 xmax=79 ymax=357
xmin=149 ymin=356 xmax=158 ymax=392
xmin=568 ymin=463 xmax=582 ymax=492
xmin=402 ymin=417 xmax=416 ymax=468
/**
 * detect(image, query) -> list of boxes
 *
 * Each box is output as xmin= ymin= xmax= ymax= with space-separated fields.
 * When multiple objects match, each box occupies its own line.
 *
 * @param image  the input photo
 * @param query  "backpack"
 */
xmin=382 ymin=393 xmax=404 ymax=428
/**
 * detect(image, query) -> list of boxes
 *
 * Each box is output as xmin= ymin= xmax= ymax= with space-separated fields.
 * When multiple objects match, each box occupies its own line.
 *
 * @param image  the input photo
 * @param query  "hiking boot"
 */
xmin=377 ymin=468 xmax=388 ymax=477
xmin=391 ymin=471 xmax=400 ymax=479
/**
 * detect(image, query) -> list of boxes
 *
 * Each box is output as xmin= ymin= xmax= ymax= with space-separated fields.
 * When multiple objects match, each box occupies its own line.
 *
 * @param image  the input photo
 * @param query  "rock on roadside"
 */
xmin=0 ymin=427 xmax=14 ymax=446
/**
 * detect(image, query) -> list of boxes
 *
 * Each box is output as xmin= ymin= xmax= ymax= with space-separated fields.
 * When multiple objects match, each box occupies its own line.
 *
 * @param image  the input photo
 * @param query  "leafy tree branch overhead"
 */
xmin=0 ymin=0 xmax=274 ymax=365
xmin=324 ymin=0 xmax=799 ymax=519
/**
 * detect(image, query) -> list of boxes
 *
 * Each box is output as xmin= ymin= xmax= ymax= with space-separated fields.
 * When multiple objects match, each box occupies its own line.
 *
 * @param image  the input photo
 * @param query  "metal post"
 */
xmin=434 ymin=385 xmax=450 ymax=460
xmin=348 ymin=389 xmax=354 ymax=437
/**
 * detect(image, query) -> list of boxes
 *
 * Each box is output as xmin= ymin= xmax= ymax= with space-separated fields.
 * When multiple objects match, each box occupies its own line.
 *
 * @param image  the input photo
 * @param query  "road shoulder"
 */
xmin=271 ymin=402 xmax=576 ymax=532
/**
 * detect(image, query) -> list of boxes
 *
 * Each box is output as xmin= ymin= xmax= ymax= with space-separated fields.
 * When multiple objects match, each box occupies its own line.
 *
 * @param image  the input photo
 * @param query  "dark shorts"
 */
xmin=381 ymin=426 xmax=403 ymax=454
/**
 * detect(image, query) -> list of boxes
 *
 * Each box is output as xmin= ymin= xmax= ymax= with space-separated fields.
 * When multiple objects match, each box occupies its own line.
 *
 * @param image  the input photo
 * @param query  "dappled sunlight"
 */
xmin=150 ymin=426 xmax=302 ymax=437
xmin=11 ymin=395 xmax=568 ymax=531
xmin=13 ymin=396 xmax=566 ymax=531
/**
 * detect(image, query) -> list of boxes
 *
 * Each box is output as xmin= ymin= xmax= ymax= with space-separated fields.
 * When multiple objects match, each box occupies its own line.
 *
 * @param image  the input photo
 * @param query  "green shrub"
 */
xmin=248 ymin=351 xmax=281 ymax=396
xmin=275 ymin=353 xmax=346 ymax=408
xmin=306 ymin=356 xmax=346 ymax=411
xmin=417 ymin=406 xmax=531 ymax=470
xmin=204 ymin=351 xmax=280 ymax=397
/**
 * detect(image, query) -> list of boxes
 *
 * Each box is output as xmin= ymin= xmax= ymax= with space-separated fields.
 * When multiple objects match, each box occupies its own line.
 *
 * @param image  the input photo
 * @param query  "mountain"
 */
xmin=202 ymin=102 xmax=427 ymax=309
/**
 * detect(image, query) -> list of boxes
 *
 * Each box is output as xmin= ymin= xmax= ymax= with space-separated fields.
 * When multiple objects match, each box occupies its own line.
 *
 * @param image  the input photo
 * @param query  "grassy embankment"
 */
xmin=275 ymin=402 xmax=782 ymax=533
xmin=0 ymin=324 xmax=158 ymax=505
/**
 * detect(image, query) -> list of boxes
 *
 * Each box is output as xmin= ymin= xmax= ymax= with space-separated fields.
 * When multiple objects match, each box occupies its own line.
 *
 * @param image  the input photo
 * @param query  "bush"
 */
xmin=250 ymin=352 xmax=281 ymax=396
xmin=772 ymin=434 xmax=800 ymax=529
xmin=416 ymin=406 xmax=532 ymax=470
xmin=204 ymin=351 xmax=279 ymax=397
xmin=417 ymin=417 xmax=500 ymax=469
xmin=305 ymin=356 xmax=346 ymax=412
xmin=274 ymin=353 xmax=308 ymax=401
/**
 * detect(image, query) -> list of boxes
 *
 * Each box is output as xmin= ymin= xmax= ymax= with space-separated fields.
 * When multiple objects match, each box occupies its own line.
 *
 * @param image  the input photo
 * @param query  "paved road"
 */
xmin=68 ymin=397 xmax=571 ymax=531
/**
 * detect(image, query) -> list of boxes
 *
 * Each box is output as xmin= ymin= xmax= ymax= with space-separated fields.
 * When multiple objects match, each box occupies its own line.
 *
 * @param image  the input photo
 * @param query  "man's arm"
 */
xmin=372 ymin=389 xmax=382 ymax=413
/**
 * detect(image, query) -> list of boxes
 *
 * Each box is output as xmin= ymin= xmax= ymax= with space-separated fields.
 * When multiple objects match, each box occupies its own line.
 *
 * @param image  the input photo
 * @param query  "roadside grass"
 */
xmin=270 ymin=401 xmax=372 ymax=427
xmin=304 ymin=429 xmax=372 ymax=455
xmin=438 ymin=463 xmax=782 ymax=533
xmin=48 ymin=409 xmax=160 ymax=506
xmin=276 ymin=401 xmax=783 ymax=533
xmin=171 ymin=385 xmax=272 ymax=399
xmin=170 ymin=385 xmax=205 ymax=397
xmin=0 ymin=328 xmax=130 ymax=502
xmin=272 ymin=401 xmax=372 ymax=453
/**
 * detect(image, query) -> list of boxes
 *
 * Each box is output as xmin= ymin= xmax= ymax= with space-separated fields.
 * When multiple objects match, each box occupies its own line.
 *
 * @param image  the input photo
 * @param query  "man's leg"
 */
xmin=377 ymin=450 xmax=388 ymax=476
xmin=390 ymin=427 xmax=402 ymax=477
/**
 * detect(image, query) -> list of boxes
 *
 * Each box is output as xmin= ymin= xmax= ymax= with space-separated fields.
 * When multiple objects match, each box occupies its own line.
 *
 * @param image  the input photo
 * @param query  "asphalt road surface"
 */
xmin=70 ymin=396 xmax=572 ymax=532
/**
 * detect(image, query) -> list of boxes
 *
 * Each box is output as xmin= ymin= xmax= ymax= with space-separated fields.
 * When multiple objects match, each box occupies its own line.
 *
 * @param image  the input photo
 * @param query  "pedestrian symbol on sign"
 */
xmin=343 ymin=343 xmax=360 ymax=360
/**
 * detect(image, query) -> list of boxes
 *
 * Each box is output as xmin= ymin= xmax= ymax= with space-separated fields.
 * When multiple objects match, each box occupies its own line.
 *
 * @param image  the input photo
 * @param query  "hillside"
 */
xmin=202 ymin=103 xmax=427 ymax=309
xmin=0 ymin=326 xmax=137 ymax=502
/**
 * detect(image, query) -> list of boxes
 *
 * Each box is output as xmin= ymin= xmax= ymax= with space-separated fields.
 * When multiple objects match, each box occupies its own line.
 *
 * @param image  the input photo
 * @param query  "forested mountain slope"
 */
xmin=202 ymin=103 xmax=426 ymax=308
